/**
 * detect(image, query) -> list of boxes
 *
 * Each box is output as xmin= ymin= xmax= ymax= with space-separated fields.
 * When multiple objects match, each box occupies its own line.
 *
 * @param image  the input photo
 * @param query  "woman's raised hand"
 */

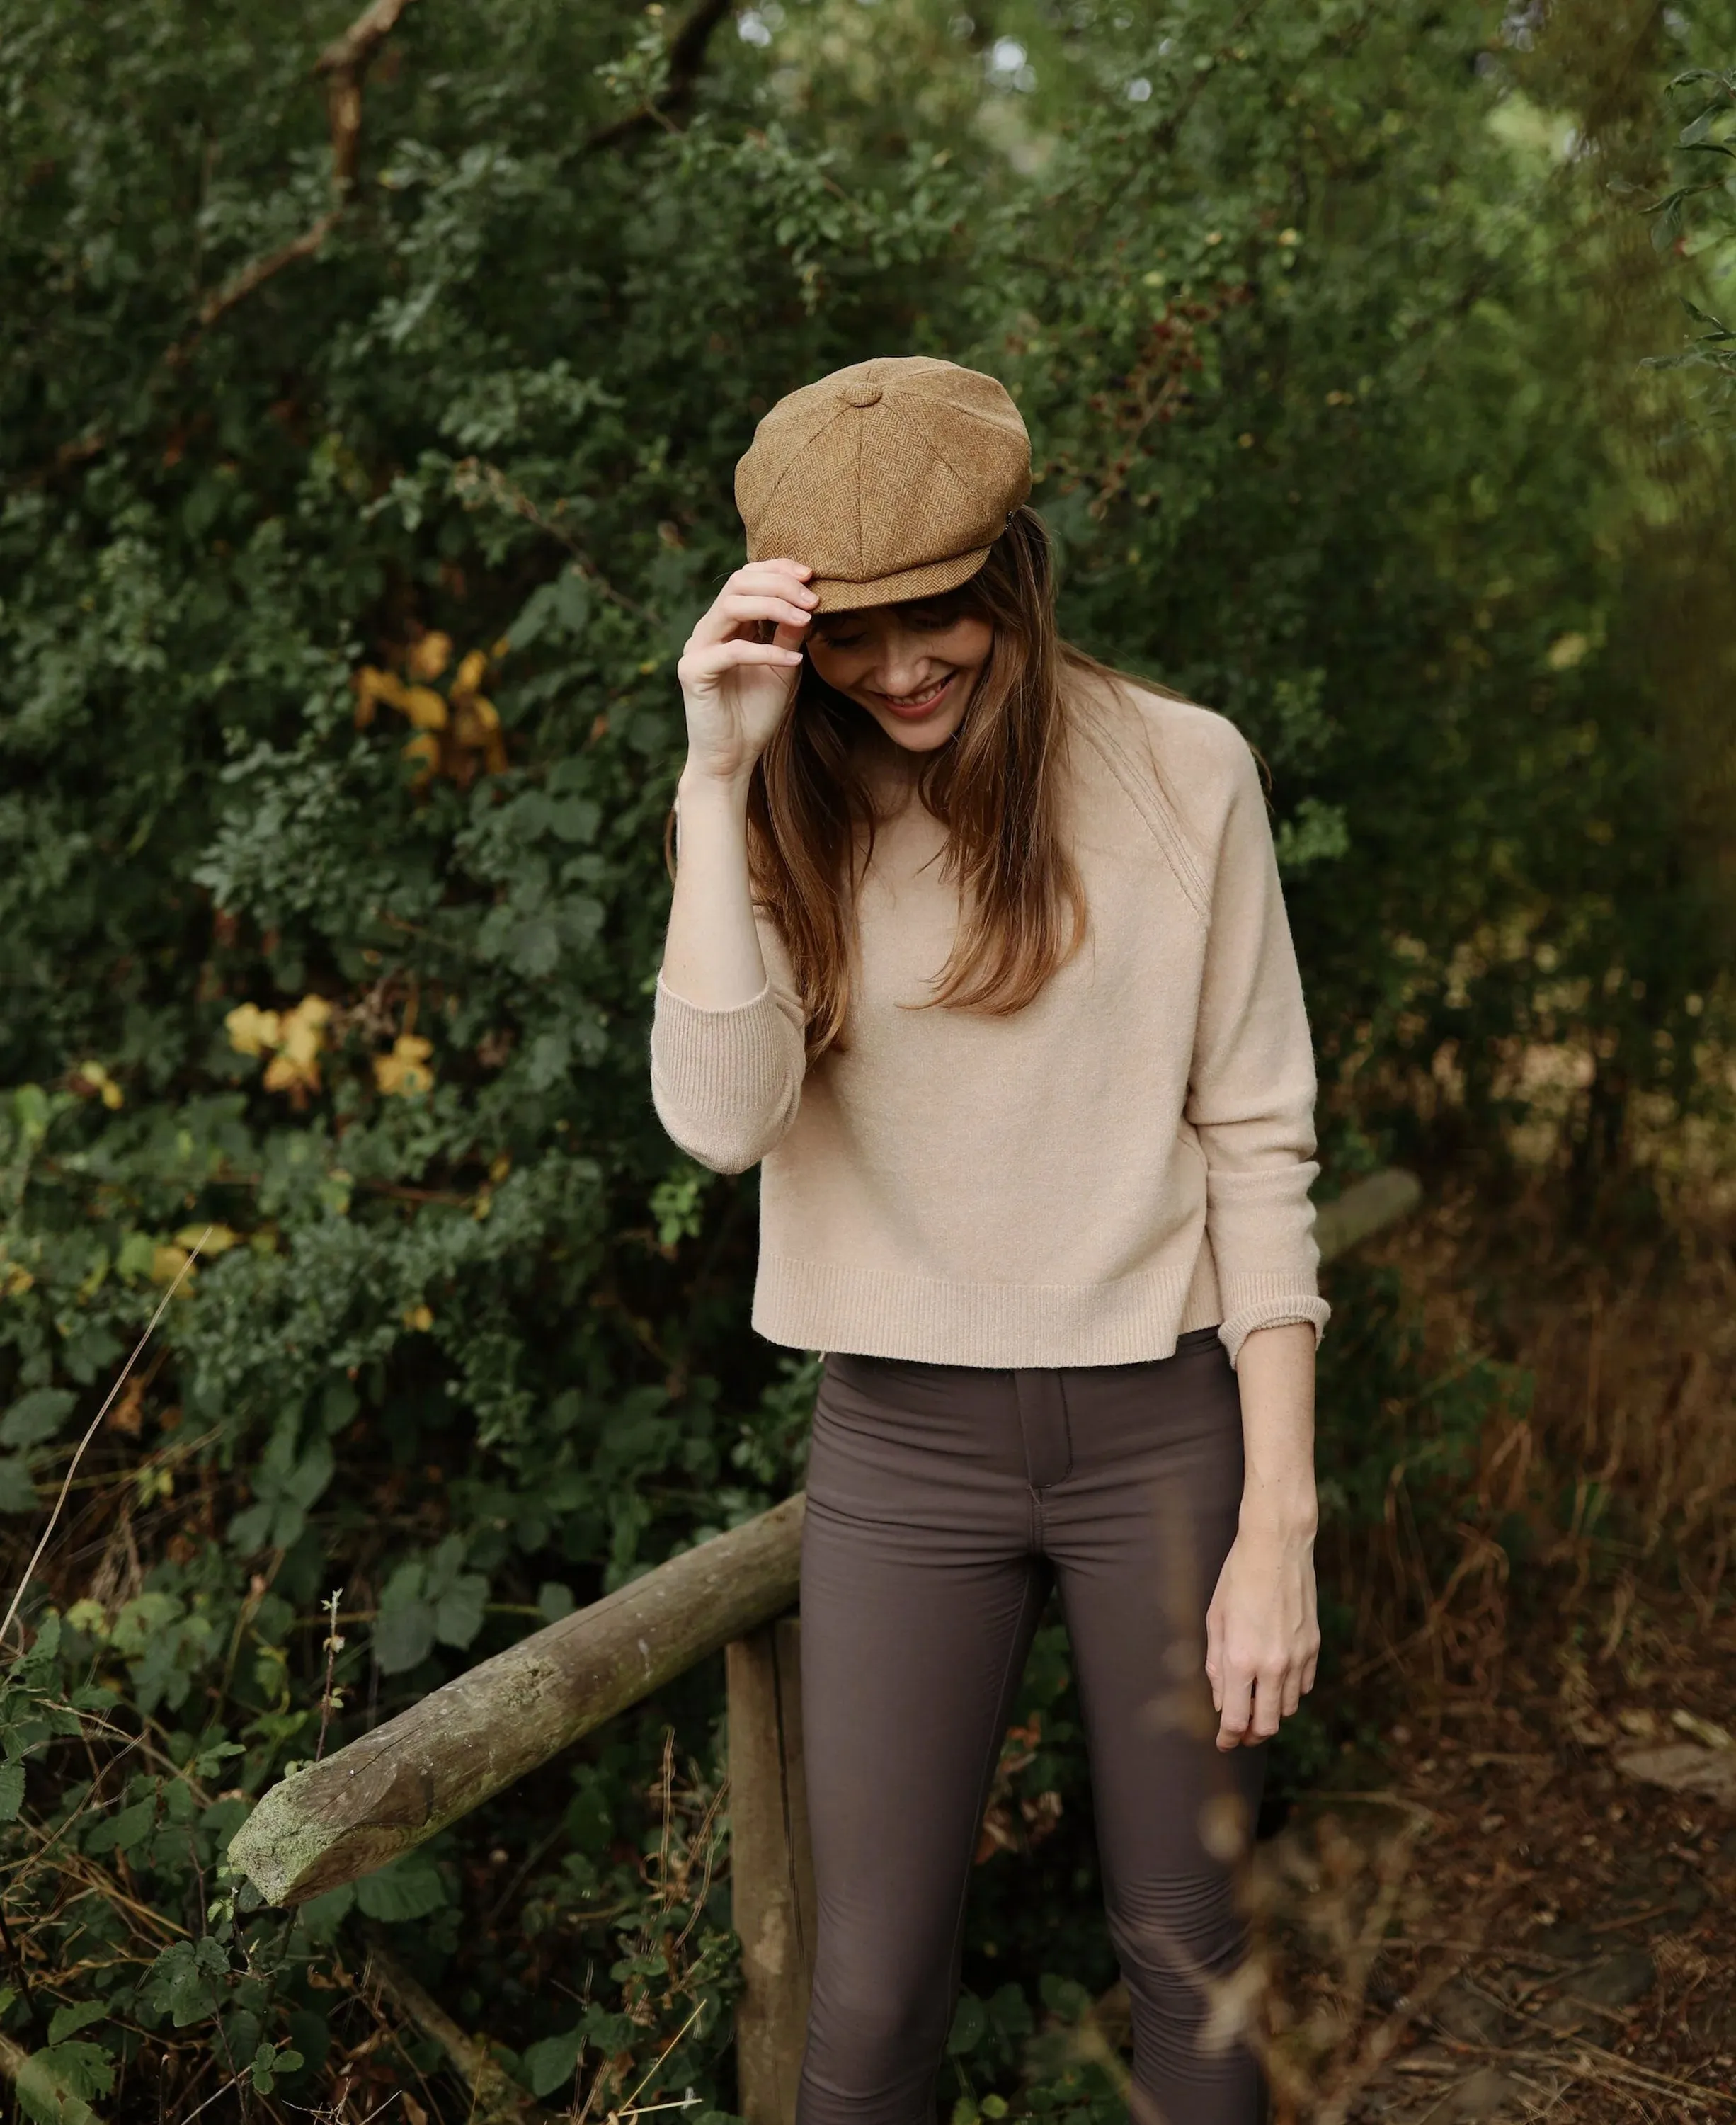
xmin=677 ymin=559 xmax=816 ymax=790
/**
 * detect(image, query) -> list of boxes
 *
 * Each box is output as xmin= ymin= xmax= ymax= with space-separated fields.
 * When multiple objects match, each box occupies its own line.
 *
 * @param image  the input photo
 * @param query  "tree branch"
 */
xmin=586 ymin=0 xmax=735 ymax=152
xmin=169 ymin=0 xmax=421 ymax=362
xmin=364 ymin=1930 xmax=549 ymax=2125
xmin=190 ymin=210 xmax=341 ymax=334
xmin=316 ymin=0 xmax=421 ymax=193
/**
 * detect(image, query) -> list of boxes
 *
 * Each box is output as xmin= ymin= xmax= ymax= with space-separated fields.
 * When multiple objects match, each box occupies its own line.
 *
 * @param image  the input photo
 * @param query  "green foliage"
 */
xmin=14 ymin=2043 xmax=113 ymax=2125
xmin=1648 ymin=60 xmax=1736 ymax=410
xmin=2 ymin=0 xmax=1733 ymax=2112
xmin=373 ymin=1535 xmax=489 ymax=1674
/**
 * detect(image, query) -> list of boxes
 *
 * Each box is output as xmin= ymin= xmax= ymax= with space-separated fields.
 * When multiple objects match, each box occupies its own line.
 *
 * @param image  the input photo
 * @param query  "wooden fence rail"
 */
xmin=228 ymin=1491 xmax=807 ymax=1905
xmin=227 ymin=1168 xmax=1421 ymax=2119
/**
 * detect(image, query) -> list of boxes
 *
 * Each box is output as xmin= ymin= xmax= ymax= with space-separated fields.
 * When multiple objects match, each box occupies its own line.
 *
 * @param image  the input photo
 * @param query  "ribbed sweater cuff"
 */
xmin=1217 ymin=1280 xmax=1331 ymax=1369
xmin=651 ymin=976 xmax=789 ymax=1115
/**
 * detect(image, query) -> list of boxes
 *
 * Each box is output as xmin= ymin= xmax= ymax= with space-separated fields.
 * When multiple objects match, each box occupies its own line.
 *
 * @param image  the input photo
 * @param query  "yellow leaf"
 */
xmin=278 ymin=995 xmax=331 ymax=1062
xmin=490 ymin=635 xmax=511 ymax=658
xmin=453 ymin=649 xmax=488 ymax=695
xmin=2 ymin=1265 xmax=35 ymax=1297
xmin=1547 ymin=632 xmax=1589 ymax=671
xmin=253 ymin=996 xmax=333 ymax=1095
xmin=353 ymin=666 xmax=392 ymax=727
xmin=74 ymin=1060 xmax=126 ymax=1108
xmin=395 ymin=685 xmax=446 ymax=731
xmin=278 ymin=1028 xmax=321 ymax=1064
xmin=452 ymin=696 xmax=503 ymax=760
xmin=226 ymin=1003 xmax=281 ymax=1057
xmin=225 ymin=1003 xmax=283 ymax=1058
xmin=173 ymin=1223 xmax=240 ymax=1256
xmin=362 ymin=666 xmax=415 ymax=710
xmin=151 ymin=1243 xmax=193 ymax=1285
xmin=407 ymin=631 xmax=453 ymax=680
xmin=263 ymin=1054 xmax=306 ymax=1093
xmin=402 ymin=1302 xmax=434 ymax=1332
xmin=375 ymin=1033 xmax=435 ymax=1098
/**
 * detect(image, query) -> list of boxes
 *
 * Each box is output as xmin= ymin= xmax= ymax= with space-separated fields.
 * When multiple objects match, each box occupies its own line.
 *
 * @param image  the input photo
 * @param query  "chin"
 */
xmin=876 ymin=712 xmax=966 ymax=753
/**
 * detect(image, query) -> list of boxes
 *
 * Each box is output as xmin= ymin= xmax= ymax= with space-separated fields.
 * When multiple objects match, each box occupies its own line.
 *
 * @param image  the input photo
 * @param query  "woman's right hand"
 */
xmin=676 ymin=559 xmax=816 ymax=790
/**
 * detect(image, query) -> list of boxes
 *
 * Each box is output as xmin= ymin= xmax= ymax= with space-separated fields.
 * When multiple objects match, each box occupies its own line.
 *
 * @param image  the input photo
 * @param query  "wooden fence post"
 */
xmin=726 ymin=1617 xmax=816 ymax=2125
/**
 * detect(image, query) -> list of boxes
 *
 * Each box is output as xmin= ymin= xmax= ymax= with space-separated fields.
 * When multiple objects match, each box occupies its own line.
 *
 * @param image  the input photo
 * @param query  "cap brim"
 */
xmin=808 ymin=545 xmax=993 ymax=615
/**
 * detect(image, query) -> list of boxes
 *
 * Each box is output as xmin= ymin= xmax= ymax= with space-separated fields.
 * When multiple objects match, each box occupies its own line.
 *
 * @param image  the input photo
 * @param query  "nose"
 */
xmin=871 ymin=633 xmax=938 ymax=695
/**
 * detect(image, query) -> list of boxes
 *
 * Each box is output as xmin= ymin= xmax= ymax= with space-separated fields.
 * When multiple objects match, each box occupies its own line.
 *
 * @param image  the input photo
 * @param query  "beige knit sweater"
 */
xmin=651 ymin=676 xmax=1329 ymax=1369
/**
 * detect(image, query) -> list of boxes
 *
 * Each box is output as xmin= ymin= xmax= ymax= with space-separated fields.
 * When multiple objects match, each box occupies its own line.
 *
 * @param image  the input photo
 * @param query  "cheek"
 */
xmin=945 ymin=622 xmax=995 ymax=671
xmin=807 ymin=644 xmax=857 ymax=693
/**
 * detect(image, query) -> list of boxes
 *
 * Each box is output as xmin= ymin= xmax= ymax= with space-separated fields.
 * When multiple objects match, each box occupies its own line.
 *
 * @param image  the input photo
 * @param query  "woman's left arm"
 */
xmin=1205 ymin=1320 xmax=1320 ymax=1749
xmin=1180 ymin=718 xmax=1329 ymax=1747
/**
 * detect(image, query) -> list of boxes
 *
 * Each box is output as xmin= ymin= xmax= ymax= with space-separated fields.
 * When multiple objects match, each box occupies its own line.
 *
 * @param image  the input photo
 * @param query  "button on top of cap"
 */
xmin=841 ymin=381 xmax=883 ymax=407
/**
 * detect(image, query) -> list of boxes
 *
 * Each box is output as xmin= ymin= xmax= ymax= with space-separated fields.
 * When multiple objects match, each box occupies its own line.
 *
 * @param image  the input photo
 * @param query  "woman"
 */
xmin=651 ymin=357 xmax=1324 ymax=2125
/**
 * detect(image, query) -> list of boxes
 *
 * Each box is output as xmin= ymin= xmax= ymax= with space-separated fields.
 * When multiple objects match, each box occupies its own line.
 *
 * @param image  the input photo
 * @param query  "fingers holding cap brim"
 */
xmin=799 ymin=545 xmax=994 ymax=615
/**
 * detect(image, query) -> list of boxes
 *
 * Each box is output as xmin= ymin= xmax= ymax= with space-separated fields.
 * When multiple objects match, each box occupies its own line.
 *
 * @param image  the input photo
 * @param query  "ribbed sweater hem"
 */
xmin=751 ymin=1256 xmax=1235 ymax=1369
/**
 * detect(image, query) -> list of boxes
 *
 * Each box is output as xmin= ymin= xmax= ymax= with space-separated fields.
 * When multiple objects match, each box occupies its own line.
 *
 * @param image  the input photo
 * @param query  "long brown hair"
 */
xmin=747 ymin=505 xmax=1092 ymax=1061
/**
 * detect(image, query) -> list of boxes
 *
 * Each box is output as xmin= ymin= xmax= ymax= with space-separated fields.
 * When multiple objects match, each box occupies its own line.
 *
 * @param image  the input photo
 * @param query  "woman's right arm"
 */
xmin=650 ymin=560 xmax=816 ymax=1174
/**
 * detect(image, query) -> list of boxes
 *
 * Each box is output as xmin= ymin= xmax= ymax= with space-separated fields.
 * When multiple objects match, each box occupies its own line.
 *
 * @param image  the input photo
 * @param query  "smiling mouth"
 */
xmin=877 ymin=673 xmax=956 ymax=719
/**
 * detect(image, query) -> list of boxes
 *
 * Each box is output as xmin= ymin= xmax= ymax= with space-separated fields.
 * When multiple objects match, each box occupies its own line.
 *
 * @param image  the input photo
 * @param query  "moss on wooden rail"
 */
xmin=227 ymin=1170 xmax=1417 ymax=1909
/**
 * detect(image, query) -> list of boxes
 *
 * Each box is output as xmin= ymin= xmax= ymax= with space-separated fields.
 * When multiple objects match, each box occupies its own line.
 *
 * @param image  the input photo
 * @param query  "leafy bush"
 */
xmin=2 ymin=0 xmax=1732 ymax=2114
xmin=1648 ymin=57 xmax=1736 ymax=414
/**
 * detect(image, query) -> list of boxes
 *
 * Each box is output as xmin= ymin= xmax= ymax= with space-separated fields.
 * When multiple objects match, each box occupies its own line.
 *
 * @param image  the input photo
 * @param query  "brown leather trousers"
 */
xmin=796 ymin=1328 xmax=1267 ymax=2125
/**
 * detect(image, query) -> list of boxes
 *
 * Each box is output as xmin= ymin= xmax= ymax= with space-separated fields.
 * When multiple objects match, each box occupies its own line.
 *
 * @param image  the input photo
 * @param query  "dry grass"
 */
xmin=1240 ymin=1133 xmax=1736 ymax=2124
xmin=1243 ymin=1588 xmax=1736 ymax=2124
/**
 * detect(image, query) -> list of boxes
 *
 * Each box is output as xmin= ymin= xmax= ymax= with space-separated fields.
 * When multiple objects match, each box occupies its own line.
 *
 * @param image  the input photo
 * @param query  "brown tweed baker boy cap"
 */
xmin=734 ymin=356 xmax=1032 ymax=615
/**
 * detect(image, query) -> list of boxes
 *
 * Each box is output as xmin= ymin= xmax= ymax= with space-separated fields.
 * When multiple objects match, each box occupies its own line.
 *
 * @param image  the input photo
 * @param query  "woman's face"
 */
xmin=806 ymin=597 xmax=994 ymax=755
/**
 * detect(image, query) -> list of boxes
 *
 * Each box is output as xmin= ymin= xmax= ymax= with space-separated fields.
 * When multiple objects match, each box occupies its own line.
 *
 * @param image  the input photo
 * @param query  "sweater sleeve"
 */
xmin=649 ymin=913 xmax=808 ymax=1175
xmin=1184 ymin=731 xmax=1330 ymax=1367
